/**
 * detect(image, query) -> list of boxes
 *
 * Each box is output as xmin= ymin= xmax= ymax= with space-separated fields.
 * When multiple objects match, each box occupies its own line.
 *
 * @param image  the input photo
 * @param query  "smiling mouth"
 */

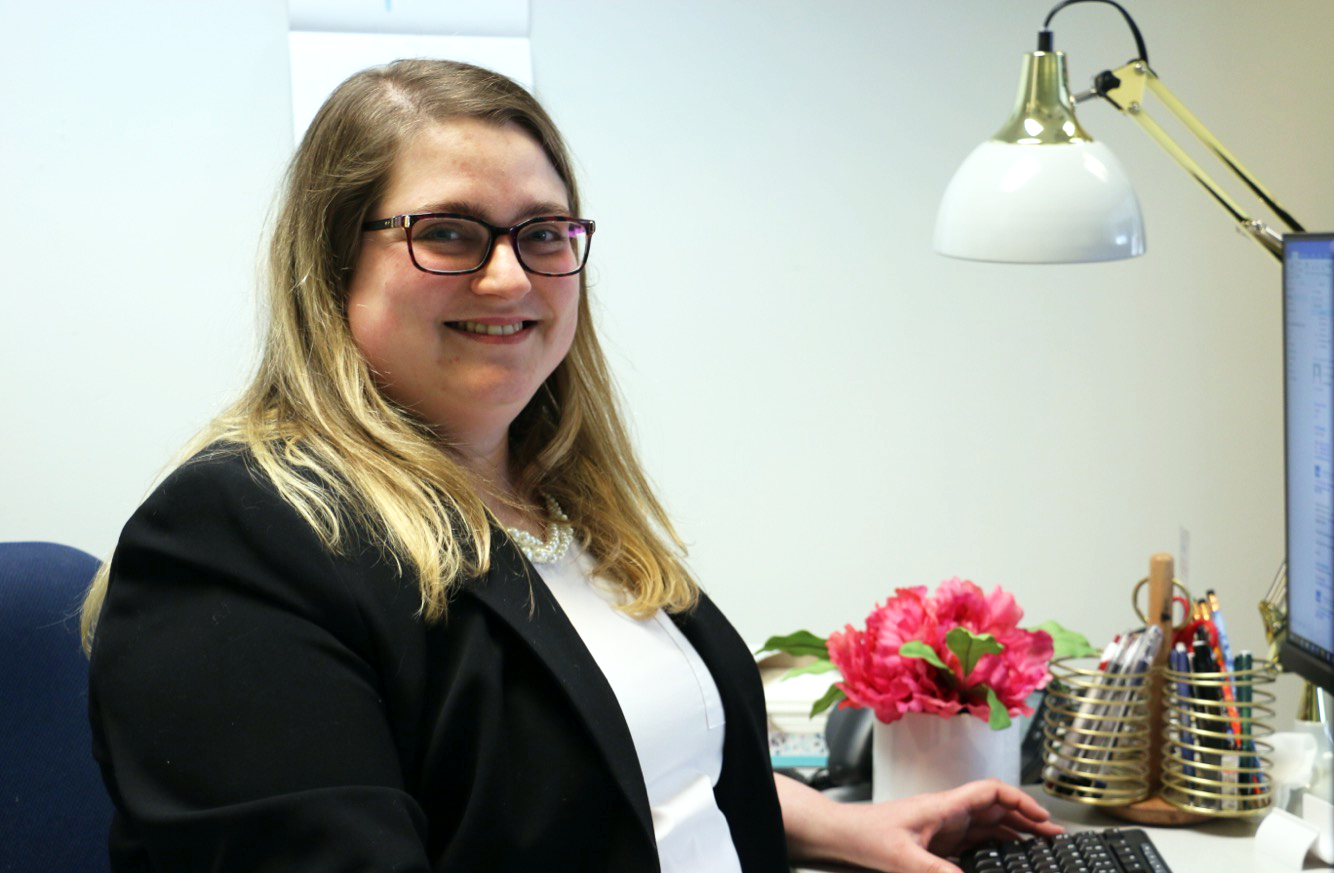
xmin=450 ymin=320 xmax=531 ymax=336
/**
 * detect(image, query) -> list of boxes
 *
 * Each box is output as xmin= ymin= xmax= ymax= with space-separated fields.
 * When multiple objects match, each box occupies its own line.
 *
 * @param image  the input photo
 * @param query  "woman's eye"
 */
xmin=520 ymin=223 xmax=566 ymax=247
xmin=417 ymin=223 xmax=466 ymax=244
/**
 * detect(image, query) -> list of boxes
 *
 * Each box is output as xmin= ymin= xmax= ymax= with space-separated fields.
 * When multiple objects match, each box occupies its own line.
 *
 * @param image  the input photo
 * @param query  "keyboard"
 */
xmin=959 ymin=828 xmax=1172 ymax=873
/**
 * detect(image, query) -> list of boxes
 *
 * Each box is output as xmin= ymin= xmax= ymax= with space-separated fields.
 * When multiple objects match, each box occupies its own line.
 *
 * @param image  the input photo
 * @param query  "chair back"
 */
xmin=0 ymin=541 xmax=112 ymax=872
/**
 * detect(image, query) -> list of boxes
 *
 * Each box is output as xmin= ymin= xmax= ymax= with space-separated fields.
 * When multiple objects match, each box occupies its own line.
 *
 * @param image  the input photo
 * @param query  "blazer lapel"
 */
xmin=462 ymin=534 xmax=655 ymax=845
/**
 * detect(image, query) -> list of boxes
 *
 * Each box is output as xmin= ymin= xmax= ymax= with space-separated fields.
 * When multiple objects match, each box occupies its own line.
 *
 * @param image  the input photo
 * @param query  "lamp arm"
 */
xmin=1089 ymin=60 xmax=1304 ymax=260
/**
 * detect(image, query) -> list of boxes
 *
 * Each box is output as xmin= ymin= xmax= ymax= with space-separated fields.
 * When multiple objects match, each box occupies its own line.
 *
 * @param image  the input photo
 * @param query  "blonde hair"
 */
xmin=82 ymin=59 xmax=696 ymax=647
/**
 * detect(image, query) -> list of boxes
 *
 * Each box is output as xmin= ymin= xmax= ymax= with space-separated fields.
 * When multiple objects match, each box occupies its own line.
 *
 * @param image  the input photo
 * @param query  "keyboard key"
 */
xmin=958 ymin=828 xmax=1173 ymax=873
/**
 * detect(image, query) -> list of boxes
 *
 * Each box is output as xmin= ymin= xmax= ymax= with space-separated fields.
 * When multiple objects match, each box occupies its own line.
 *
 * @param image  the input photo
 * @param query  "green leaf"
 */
xmin=945 ymin=627 xmax=1003 ymax=678
xmin=984 ymin=686 xmax=1012 ymax=730
xmin=756 ymin=630 xmax=829 ymax=659
xmin=899 ymin=640 xmax=949 ymax=671
xmin=1032 ymin=620 xmax=1099 ymax=660
xmin=783 ymin=660 xmax=839 ymax=680
xmin=810 ymin=684 xmax=846 ymax=717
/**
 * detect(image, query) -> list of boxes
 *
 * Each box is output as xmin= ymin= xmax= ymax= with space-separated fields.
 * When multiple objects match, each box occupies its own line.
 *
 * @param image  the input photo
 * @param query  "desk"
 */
xmin=795 ymin=786 xmax=1334 ymax=873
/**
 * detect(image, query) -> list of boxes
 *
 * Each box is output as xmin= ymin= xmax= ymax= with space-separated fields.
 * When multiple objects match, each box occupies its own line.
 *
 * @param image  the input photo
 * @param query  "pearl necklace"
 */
xmin=506 ymin=496 xmax=574 ymax=564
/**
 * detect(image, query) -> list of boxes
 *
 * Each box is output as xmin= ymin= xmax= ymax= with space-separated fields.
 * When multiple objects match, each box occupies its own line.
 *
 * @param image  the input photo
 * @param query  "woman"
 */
xmin=83 ymin=59 xmax=1058 ymax=872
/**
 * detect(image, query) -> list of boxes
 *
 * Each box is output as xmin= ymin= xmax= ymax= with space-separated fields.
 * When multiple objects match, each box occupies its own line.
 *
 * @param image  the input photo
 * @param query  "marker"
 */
xmin=1235 ymin=650 xmax=1259 ymax=794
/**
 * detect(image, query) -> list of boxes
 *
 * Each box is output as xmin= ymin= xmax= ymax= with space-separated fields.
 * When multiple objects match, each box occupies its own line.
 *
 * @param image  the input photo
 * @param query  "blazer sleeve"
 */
xmin=88 ymin=451 xmax=432 ymax=872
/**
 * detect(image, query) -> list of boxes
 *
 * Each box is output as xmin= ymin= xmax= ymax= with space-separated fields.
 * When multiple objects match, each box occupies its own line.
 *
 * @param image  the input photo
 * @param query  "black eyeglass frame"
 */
xmin=361 ymin=212 xmax=596 ymax=277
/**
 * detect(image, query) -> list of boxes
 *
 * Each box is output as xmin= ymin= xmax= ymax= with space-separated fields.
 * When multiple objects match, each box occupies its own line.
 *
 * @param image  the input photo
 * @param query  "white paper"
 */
xmin=289 ymin=0 xmax=528 ymax=37
xmin=1255 ymin=808 xmax=1320 ymax=869
xmin=1304 ymin=791 xmax=1334 ymax=864
xmin=288 ymin=32 xmax=533 ymax=141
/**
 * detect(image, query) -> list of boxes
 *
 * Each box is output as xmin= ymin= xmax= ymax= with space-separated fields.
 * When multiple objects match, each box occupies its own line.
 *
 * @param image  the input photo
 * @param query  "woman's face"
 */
xmin=345 ymin=119 xmax=580 ymax=454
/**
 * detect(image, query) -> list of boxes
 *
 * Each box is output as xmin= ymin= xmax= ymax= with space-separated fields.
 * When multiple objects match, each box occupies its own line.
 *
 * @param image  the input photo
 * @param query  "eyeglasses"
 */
xmin=361 ymin=212 xmax=596 ymax=277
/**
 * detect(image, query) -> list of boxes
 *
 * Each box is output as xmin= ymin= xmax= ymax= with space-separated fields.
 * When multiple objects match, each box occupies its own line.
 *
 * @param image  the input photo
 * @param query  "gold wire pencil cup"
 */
xmin=1160 ymin=659 xmax=1277 ymax=816
xmin=1041 ymin=656 xmax=1154 ymax=806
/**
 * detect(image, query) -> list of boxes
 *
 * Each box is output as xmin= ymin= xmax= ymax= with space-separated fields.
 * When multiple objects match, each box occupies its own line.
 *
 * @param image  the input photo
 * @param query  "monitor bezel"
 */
xmin=1280 ymin=231 xmax=1334 ymax=697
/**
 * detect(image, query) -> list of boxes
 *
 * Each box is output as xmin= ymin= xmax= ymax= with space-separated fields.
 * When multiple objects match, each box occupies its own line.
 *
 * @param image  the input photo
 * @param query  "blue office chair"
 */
xmin=0 ymin=541 xmax=112 ymax=872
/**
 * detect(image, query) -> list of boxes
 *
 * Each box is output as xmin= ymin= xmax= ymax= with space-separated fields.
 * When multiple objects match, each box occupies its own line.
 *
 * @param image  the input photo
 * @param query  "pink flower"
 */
xmin=826 ymin=578 xmax=1053 ymax=727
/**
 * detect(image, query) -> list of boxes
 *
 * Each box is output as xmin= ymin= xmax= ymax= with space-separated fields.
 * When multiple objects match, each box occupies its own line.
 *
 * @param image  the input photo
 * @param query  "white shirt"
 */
xmin=536 ymin=546 xmax=743 ymax=873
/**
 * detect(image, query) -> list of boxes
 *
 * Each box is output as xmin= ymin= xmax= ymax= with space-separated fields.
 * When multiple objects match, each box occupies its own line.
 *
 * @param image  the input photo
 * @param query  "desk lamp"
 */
xmin=933 ymin=0 xmax=1306 ymax=264
xmin=934 ymin=1 xmax=1332 ymax=843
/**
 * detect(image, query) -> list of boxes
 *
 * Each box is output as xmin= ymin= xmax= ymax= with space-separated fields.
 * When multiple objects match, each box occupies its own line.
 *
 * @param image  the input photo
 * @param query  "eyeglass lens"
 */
xmin=409 ymin=216 xmax=590 ymax=275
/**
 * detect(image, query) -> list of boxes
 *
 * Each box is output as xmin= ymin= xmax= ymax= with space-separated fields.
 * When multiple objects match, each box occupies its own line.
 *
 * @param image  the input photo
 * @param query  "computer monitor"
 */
xmin=1281 ymin=232 xmax=1334 ymax=696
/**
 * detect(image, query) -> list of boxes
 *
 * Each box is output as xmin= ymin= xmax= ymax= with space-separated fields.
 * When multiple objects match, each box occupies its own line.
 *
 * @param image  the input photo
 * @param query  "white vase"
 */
xmin=871 ymin=711 xmax=1020 ymax=802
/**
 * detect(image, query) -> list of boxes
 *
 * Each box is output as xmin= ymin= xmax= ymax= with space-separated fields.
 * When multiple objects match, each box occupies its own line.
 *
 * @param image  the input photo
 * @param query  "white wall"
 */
xmin=1 ymin=0 xmax=292 ymax=552
xmin=3 ymin=1 xmax=1330 ymax=712
xmin=525 ymin=1 xmax=1333 ymax=718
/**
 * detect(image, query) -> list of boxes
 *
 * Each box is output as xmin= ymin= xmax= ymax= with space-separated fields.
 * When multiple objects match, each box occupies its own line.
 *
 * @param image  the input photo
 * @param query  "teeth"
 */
xmin=456 ymin=321 xmax=525 ymax=336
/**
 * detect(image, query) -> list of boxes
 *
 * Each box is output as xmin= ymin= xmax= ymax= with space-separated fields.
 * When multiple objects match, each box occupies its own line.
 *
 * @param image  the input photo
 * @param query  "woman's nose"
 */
xmin=471 ymin=239 xmax=531 ymax=297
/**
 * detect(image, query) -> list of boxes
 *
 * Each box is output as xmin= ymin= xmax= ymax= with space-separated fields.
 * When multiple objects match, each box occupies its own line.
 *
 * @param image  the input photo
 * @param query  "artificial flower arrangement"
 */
xmin=760 ymin=577 xmax=1096 ymax=730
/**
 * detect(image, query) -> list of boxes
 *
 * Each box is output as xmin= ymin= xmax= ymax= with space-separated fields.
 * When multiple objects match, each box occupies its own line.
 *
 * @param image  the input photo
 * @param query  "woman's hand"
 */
xmin=776 ymin=773 xmax=1063 ymax=873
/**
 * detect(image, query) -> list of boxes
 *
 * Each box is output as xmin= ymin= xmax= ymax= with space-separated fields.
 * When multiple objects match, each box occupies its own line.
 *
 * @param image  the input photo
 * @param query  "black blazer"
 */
xmin=88 ymin=450 xmax=788 ymax=872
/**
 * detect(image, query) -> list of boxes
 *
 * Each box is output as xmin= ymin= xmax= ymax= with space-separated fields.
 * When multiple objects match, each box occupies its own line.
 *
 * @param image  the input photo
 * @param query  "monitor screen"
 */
xmin=1282 ymin=233 xmax=1334 ymax=695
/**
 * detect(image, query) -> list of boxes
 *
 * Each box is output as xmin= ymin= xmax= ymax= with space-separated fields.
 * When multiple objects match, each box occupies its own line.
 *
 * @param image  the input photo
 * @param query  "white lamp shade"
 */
xmin=934 ymin=139 xmax=1146 ymax=263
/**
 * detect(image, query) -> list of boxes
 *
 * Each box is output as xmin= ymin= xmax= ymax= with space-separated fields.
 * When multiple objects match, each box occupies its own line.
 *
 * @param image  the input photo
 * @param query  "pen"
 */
xmin=1191 ymin=638 xmax=1228 ymax=807
xmin=1128 ymin=625 xmax=1163 ymax=673
xmin=1195 ymin=624 xmax=1243 ymax=739
xmin=1235 ymin=650 xmax=1259 ymax=794
xmin=1047 ymin=628 xmax=1153 ymax=797
xmin=1171 ymin=642 xmax=1196 ymax=781
xmin=1098 ymin=628 xmax=1160 ymax=783
xmin=1207 ymin=589 xmax=1235 ymax=672
xmin=1083 ymin=631 xmax=1138 ymax=781
xmin=1098 ymin=634 xmax=1125 ymax=671
xmin=1195 ymin=599 xmax=1230 ymax=673
xmin=1045 ymin=634 xmax=1117 ymax=794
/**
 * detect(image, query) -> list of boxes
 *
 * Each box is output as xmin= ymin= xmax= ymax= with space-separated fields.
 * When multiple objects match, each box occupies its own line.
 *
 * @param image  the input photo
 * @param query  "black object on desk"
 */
xmin=959 ymin=828 xmax=1172 ymax=873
